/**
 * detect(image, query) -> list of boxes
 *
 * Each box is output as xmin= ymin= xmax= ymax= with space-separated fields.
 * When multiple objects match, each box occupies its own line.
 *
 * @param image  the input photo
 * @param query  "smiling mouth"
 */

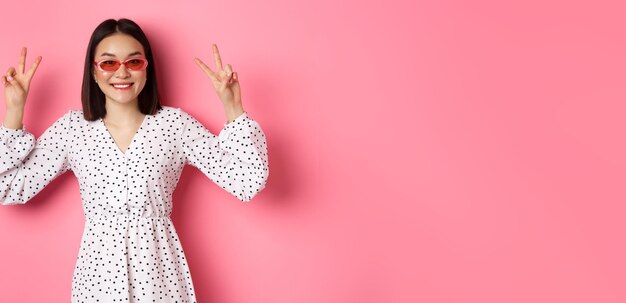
xmin=111 ymin=83 xmax=134 ymax=89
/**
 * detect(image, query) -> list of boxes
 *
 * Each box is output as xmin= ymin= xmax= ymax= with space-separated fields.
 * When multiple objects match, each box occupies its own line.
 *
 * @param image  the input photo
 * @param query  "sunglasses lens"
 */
xmin=96 ymin=58 xmax=147 ymax=72
xmin=99 ymin=60 xmax=120 ymax=72
xmin=126 ymin=59 xmax=147 ymax=70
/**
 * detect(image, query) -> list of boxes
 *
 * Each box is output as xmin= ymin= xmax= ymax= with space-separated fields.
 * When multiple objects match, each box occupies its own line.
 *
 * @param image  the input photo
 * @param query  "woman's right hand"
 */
xmin=2 ymin=47 xmax=42 ymax=111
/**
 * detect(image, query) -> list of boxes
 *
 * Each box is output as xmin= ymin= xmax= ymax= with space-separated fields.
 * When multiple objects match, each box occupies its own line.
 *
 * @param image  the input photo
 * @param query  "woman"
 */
xmin=0 ymin=18 xmax=269 ymax=302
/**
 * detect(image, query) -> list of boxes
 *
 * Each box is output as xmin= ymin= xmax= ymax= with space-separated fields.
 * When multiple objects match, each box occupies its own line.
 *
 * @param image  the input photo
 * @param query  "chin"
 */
xmin=106 ymin=96 xmax=141 ymax=105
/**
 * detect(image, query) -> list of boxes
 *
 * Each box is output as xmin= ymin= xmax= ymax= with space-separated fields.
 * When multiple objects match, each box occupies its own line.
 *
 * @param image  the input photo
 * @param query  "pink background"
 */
xmin=1 ymin=0 xmax=625 ymax=302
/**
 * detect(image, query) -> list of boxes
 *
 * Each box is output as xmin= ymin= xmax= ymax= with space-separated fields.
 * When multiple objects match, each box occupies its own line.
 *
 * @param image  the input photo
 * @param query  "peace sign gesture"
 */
xmin=194 ymin=44 xmax=244 ymax=122
xmin=2 ymin=47 xmax=42 ymax=110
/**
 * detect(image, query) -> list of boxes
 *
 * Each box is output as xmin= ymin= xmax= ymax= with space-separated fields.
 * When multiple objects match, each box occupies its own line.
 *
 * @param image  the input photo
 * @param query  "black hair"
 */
xmin=81 ymin=18 xmax=162 ymax=121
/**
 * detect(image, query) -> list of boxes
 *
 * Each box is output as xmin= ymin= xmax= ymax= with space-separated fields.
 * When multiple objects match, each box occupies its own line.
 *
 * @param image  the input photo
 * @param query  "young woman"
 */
xmin=0 ymin=18 xmax=268 ymax=302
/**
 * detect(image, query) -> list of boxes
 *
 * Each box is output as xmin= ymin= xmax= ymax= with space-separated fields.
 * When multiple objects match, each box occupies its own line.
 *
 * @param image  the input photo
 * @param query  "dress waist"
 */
xmin=86 ymin=214 xmax=171 ymax=222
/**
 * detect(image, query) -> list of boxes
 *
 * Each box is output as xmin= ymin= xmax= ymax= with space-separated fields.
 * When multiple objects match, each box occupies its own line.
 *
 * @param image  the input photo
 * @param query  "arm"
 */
xmin=0 ymin=110 xmax=73 ymax=205
xmin=181 ymin=109 xmax=268 ymax=202
xmin=0 ymin=47 xmax=72 ymax=205
xmin=190 ymin=44 xmax=269 ymax=201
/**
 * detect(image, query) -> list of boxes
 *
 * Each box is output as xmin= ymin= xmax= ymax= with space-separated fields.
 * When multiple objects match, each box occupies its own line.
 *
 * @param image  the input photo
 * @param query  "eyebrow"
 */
xmin=99 ymin=51 xmax=144 ymax=57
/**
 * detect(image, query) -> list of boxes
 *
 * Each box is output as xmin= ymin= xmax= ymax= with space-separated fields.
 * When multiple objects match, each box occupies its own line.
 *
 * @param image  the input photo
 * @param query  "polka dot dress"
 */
xmin=0 ymin=106 xmax=269 ymax=302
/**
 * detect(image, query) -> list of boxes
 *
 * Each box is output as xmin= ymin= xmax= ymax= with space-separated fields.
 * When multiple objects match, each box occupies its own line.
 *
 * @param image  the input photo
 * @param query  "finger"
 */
xmin=227 ymin=70 xmax=234 ymax=83
xmin=6 ymin=73 xmax=18 ymax=85
xmin=25 ymin=56 xmax=42 ymax=78
xmin=231 ymin=73 xmax=241 ymax=89
xmin=231 ymin=72 xmax=239 ymax=84
xmin=213 ymin=44 xmax=223 ymax=71
xmin=224 ymin=64 xmax=234 ymax=84
xmin=222 ymin=72 xmax=234 ymax=88
xmin=18 ymin=47 xmax=26 ymax=74
xmin=218 ymin=70 xmax=233 ymax=90
xmin=1 ymin=75 xmax=7 ymax=86
xmin=6 ymin=67 xmax=16 ymax=77
xmin=225 ymin=64 xmax=233 ymax=76
xmin=232 ymin=76 xmax=241 ymax=96
xmin=230 ymin=72 xmax=240 ymax=86
xmin=194 ymin=58 xmax=217 ymax=80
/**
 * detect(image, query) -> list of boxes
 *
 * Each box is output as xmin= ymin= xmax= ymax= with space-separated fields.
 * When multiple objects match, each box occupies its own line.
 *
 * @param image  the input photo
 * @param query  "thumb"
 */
xmin=6 ymin=75 xmax=25 ymax=93
xmin=6 ymin=75 xmax=19 ymax=86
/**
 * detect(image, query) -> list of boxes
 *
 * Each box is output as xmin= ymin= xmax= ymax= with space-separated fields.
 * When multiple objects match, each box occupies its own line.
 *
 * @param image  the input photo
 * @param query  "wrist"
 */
xmin=224 ymin=104 xmax=244 ymax=123
xmin=3 ymin=108 xmax=24 ymax=129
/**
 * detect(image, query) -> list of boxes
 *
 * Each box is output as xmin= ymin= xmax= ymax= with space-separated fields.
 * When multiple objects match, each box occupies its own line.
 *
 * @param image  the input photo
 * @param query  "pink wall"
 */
xmin=1 ymin=0 xmax=625 ymax=302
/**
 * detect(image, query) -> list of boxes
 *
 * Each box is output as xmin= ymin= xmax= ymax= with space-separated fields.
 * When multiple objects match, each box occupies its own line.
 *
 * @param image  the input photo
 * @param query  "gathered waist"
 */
xmin=86 ymin=214 xmax=172 ymax=222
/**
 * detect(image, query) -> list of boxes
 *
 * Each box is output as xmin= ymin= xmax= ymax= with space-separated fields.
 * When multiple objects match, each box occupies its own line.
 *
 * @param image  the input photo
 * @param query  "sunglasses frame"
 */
xmin=93 ymin=57 xmax=149 ymax=72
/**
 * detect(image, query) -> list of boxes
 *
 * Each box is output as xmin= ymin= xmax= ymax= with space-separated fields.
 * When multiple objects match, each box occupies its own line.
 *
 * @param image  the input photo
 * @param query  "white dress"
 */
xmin=0 ymin=105 xmax=269 ymax=302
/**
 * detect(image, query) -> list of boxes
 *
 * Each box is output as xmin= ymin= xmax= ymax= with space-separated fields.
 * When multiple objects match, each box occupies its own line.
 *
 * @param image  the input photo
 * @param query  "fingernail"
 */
xmin=7 ymin=75 xmax=13 ymax=81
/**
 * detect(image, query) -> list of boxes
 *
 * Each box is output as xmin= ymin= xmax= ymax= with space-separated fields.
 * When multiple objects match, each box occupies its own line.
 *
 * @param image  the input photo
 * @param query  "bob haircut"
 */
xmin=81 ymin=18 xmax=162 ymax=121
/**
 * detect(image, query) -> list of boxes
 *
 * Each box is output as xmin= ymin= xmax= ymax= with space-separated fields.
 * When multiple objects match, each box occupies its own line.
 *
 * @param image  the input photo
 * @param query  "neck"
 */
xmin=103 ymin=99 xmax=144 ymax=126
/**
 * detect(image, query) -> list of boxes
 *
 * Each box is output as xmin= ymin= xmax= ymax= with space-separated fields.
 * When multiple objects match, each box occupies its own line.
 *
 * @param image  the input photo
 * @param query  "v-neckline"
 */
xmin=100 ymin=114 xmax=149 ymax=157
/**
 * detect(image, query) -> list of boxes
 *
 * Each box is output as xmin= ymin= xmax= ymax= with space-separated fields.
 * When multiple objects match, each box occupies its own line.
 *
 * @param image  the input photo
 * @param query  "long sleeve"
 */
xmin=0 ymin=110 xmax=73 ymax=205
xmin=180 ymin=108 xmax=269 ymax=202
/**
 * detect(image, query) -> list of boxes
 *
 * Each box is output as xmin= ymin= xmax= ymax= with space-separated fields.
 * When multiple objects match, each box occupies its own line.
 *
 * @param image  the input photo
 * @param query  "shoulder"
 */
xmin=66 ymin=109 xmax=90 ymax=125
xmin=159 ymin=105 xmax=187 ymax=115
xmin=56 ymin=109 xmax=95 ymax=130
xmin=52 ymin=109 xmax=82 ymax=125
xmin=68 ymin=109 xmax=83 ymax=119
xmin=39 ymin=109 xmax=84 ymax=136
xmin=151 ymin=106 xmax=199 ymax=132
xmin=154 ymin=105 xmax=187 ymax=118
xmin=157 ymin=105 xmax=196 ymax=122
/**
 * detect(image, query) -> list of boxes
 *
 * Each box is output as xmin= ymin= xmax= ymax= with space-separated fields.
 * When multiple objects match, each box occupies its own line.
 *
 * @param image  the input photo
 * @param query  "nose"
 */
xmin=114 ymin=64 xmax=130 ymax=78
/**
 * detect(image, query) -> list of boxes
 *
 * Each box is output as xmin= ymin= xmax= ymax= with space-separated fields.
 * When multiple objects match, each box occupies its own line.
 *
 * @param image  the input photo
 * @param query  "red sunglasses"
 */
xmin=93 ymin=58 xmax=148 ymax=72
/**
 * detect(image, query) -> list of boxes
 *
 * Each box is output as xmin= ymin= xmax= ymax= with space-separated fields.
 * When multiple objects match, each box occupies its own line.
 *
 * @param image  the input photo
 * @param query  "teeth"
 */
xmin=112 ymin=84 xmax=131 ymax=88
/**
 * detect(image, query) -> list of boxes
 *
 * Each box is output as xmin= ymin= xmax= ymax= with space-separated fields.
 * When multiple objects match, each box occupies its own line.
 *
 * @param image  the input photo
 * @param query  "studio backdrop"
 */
xmin=1 ymin=0 xmax=625 ymax=302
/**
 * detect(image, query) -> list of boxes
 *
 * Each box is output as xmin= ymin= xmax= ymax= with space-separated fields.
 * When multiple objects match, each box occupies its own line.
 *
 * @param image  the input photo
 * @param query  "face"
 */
xmin=93 ymin=33 xmax=148 ymax=106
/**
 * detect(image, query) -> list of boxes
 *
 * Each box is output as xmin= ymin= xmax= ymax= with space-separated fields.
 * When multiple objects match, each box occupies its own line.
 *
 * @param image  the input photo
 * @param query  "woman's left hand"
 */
xmin=194 ymin=44 xmax=244 ymax=123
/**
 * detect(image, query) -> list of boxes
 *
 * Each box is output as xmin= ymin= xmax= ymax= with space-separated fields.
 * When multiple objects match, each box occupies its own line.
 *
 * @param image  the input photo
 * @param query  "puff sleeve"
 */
xmin=0 ymin=110 xmax=73 ymax=205
xmin=180 ymin=108 xmax=269 ymax=202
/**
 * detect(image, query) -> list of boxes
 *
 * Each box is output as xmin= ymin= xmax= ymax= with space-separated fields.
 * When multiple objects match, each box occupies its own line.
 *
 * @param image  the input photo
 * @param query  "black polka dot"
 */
xmin=0 ymin=106 xmax=269 ymax=301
